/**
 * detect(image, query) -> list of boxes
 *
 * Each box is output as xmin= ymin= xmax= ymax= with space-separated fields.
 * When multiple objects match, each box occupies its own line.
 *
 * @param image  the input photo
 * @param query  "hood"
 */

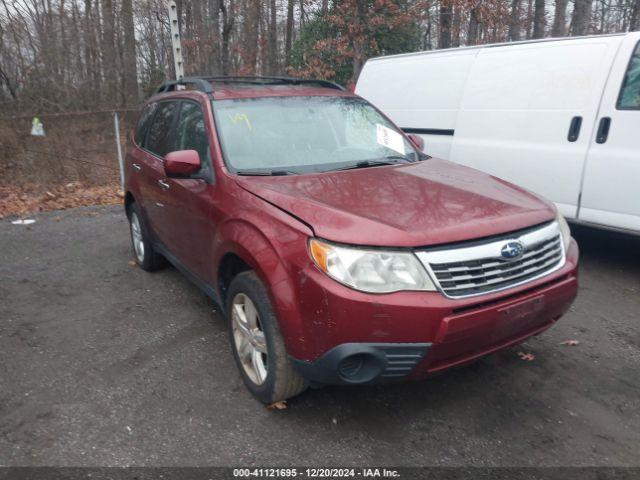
xmin=235 ymin=159 xmax=556 ymax=247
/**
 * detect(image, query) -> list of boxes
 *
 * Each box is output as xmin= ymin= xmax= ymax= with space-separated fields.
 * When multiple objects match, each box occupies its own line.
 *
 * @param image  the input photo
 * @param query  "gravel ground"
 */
xmin=1 ymin=205 xmax=639 ymax=467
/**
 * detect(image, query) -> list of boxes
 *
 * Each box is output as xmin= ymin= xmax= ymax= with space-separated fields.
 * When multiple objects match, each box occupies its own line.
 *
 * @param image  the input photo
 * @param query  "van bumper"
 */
xmin=289 ymin=240 xmax=579 ymax=385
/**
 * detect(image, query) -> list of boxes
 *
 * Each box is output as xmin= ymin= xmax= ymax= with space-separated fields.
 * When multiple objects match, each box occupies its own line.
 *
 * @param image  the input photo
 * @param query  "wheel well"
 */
xmin=124 ymin=192 xmax=135 ymax=217
xmin=218 ymin=253 xmax=252 ymax=305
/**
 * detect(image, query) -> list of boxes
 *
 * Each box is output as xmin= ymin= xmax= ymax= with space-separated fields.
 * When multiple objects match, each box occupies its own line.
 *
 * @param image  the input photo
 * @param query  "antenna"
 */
xmin=167 ymin=1 xmax=184 ymax=81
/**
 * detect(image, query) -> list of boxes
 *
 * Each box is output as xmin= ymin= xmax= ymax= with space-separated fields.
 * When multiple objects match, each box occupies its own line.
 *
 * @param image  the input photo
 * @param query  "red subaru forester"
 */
xmin=124 ymin=76 xmax=579 ymax=403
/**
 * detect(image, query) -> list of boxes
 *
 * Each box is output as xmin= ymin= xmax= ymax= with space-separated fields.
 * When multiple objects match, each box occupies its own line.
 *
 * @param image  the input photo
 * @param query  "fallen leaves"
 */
xmin=560 ymin=340 xmax=580 ymax=346
xmin=128 ymin=260 xmax=136 ymax=267
xmin=266 ymin=401 xmax=288 ymax=410
xmin=517 ymin=352 xmax=536 ymax=361
xmin=0 ymin=182 xmax=121 ymax=219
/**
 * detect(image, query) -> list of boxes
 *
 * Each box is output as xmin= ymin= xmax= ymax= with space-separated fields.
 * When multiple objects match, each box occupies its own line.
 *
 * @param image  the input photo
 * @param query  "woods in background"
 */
xmin=1 ymin=0 xmax=639 ymax=114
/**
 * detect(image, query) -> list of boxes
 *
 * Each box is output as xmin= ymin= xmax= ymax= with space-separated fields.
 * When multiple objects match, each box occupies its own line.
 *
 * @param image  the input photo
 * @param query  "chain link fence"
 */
xmin=0 ymin=109 xmax=140 ymax=218
xmin=0 ymin=109 xmax=140 ymax=188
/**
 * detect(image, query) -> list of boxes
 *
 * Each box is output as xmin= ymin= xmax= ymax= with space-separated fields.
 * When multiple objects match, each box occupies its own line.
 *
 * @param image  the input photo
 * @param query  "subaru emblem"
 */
xmin=500 ymin=241 xmax=525 ymax=260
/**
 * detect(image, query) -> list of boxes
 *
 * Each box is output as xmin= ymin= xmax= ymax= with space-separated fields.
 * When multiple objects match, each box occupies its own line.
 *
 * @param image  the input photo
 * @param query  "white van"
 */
xmin=356 ymin=33 xmax=640 ymax=234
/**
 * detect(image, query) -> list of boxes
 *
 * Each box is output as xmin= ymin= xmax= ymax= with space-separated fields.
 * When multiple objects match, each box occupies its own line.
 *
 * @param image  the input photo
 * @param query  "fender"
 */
xmin=213 ymin=207 xmax=316 ymax=359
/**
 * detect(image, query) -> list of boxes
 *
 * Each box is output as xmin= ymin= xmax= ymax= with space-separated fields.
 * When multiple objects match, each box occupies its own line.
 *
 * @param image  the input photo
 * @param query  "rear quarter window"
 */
xmin=617 ymin=42 xmax=640 ymax=110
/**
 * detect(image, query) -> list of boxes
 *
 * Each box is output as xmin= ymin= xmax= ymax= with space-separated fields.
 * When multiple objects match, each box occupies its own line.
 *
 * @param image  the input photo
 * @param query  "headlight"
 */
xmin=556 ymin=211 xmax=571 ymax=251
xmin=309 ymin=238 xmax=436 ymax=293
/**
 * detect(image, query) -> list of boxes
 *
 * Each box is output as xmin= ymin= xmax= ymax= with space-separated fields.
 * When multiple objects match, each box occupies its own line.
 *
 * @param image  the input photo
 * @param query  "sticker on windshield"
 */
xmin=229 ymin=113 xmax=252 ymax=130
xmin=376 ymin=124 xmax=405 ymax=155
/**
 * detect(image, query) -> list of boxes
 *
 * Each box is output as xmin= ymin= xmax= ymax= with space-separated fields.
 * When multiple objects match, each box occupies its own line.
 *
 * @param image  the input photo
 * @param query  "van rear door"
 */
xmin=578 ymin=34 xmax=640 ymax=232
xmin=449 ymin=36 xmax=623 ymax=219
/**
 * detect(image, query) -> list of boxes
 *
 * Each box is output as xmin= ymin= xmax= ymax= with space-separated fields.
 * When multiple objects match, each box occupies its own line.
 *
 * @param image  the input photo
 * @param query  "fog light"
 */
xmin=337 ymin=353 xmax=383 ymax=383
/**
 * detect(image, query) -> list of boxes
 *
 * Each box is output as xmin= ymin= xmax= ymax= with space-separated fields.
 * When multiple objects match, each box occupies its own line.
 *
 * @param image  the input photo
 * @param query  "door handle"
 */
xmin=596 ymin=117 xmax=611 ymax=144
xmin=132 ymin=163 xmax=142 ymax=171
xmin=158 ymin=179 xmax=170 ymax=190
xmin=567 ymin=116 xmax=582 ymax=142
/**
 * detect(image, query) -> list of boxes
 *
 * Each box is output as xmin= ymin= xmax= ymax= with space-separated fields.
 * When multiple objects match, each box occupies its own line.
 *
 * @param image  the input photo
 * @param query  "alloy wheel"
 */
xmin=130 ymin=212 xmax=145 ymax=263
xmin=231 ymin=293 xmax=268 ymax=385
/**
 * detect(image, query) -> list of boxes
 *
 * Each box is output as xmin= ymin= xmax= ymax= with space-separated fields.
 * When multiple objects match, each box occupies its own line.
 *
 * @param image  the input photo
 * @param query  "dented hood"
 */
xmin=235 ymin=159 xmax=556 ymax=248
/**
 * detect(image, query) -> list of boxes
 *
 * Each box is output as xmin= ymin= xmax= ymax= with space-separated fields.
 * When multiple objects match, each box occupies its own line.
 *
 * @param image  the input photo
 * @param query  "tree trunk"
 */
xmin=285 ymin=0 xmax=295 ymax=60
xmin=532 ymin=0 xmax=546 ymax=38
xmin=509 ymin=0 xmax=521 ymax=40
xmin=572 ymin=0 xmax=592 ymax=36
xmin=121 ymin=0 xmax=138 ymax=105
xmin=221 ymin=0 xmax=234 ymax=75
xmin=525 ymin=0 xmax=534 ymax=38
xmin=468 ymin=4 xmax=480 ymax=45
xmin=210 ymin=0 xmax=221 ymax=74
xmin=630 ymin=0 xmax=640 ymax=30
xmin=267 ymin=0 xmax=278 ymax=74
xmin=452 ymin=5 xmax=461 ymax=47
xmin=101 ymin=0 xmax=116 ymax=102
xmin=242 ymin=0 xmax=260 ymax=74
xmin=351 ymin=0 xmax=367 ymax=81
xmin=552 ymin=0 xmax=567 ymax=36
xmin=439 ymin=0 xmax=452 ymax=49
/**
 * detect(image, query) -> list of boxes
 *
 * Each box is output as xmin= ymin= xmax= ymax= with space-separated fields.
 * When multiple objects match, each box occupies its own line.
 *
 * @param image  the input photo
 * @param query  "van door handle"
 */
xmin=567 ymin=116 xmax=582 ymax=142
xmin=157 ymin=179 xmax=170 ymax=190
xmin=596 ymin=117 xmax=611 ymax=144
xmin=132 ymin=163 xmax=142 ymax=171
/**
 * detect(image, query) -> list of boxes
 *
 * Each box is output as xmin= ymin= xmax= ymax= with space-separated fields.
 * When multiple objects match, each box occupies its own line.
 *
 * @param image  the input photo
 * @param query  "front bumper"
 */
xmin=288 ymin=240 xmax=579 ymax=385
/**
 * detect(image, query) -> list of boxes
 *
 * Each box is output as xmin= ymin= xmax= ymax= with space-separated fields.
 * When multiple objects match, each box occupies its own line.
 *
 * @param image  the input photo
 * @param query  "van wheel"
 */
xmin=128 ymin=203 xmax=165 ymax=271
xmin=226 ymin=271 xmax=307 ymax=403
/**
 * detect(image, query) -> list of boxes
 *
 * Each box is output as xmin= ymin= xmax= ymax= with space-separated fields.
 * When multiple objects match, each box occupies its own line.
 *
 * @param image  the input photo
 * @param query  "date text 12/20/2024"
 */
xmin=233 ymin=468 xmax=400 ymax=478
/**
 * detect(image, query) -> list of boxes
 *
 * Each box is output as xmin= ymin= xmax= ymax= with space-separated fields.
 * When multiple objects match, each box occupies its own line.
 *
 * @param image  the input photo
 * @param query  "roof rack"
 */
xmin=154 ymin=75 xmax=345 ymax=96
xmin=154 ymin=77 xmax=214 ymax=95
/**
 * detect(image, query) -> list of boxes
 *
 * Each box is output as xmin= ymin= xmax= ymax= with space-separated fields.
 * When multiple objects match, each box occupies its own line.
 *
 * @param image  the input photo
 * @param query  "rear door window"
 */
xmin=617 ymin=42 xmax=640 ymax=110
xmin=134 ymin=103 xmax=157 ymax=146
xmin=145 ymin=101 xmax=178 ymax=157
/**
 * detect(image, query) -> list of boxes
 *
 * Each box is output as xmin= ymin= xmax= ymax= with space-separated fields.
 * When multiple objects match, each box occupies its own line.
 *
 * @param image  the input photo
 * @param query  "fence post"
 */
xmin=114 ymin=112 xmax=124 ymax=189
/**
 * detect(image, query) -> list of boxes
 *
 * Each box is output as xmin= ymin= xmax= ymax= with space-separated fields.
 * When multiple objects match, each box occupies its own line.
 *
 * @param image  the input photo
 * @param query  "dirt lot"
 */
xmin=1 ymin=205 xmax=639 ymax=467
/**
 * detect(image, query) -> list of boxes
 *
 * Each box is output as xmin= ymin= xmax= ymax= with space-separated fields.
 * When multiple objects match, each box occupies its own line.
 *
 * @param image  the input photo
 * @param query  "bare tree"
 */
xmin=572 ymin=0 xmax=593 ymax=35
xmin=532 ymin=0 xmax=546 ymax=37
xmin=122 ymin=0 xmax=138 ymax=105
xmin=552 ymin=0 xmax=568 ymax=36
xmin=509 ymin=0 xmax=522 ymax=40
xmin=267 ymin=0 xmax=278 ymax=74
xmin=468 ymin=3 xmax=481 ymax=45
xmin=631 ymin=0 xmax=640 ymax=30
xmin=101 ymin=0 xmax=117 ymax=101
xmin=285 ymin=0 xmax=295 ymax=59
xmin=439 ymin=0 xmax=452 ymax=48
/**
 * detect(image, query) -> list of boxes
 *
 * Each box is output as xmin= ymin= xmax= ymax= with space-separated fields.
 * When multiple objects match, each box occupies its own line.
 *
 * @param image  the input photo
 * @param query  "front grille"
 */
xmin=415 ymin=222 xmax=565 ymax=299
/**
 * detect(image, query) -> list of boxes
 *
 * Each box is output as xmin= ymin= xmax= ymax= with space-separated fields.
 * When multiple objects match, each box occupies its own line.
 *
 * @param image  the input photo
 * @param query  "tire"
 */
xmin=226 ymin=271 xmax=307 ymax=403
xmin=127 ymin=202 xmax=166 ymax=271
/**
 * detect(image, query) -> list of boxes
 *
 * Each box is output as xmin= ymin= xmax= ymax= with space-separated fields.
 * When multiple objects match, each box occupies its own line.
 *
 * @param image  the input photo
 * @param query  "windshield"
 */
xmin=212 ymin=96 xmax=419 ymax=174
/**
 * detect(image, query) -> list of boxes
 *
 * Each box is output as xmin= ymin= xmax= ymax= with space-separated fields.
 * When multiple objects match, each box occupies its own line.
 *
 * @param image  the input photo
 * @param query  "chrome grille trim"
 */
xmin=415 ymin=221 xmax=566 ymax=299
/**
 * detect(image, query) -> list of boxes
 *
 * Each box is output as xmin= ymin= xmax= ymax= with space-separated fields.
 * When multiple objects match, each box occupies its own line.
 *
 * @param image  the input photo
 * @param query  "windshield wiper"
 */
xmin=326 ymin=156 xmax=412 ymax=172
xmin=236 ymin=168 xmax=298 ymax=176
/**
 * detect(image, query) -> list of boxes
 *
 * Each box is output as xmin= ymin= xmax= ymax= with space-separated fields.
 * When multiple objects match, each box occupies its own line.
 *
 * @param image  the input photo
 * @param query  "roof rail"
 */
xmin=203 ymin=76 xmax=346 ymax=91
xmin=153 ymin=75 xmax=345 ymax=96
xmin=154 ymin=77 xmax=214 ymax=95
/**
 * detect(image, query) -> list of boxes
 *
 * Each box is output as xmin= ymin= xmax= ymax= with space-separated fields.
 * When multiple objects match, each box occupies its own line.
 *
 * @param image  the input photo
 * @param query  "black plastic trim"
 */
xmin=290 ymin=342 xmax=431 ymax=386
xmin=401 ymin=127 xmax=455 ymax=136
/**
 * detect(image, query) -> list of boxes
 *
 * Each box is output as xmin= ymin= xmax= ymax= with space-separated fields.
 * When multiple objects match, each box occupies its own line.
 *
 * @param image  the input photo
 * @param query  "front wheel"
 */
xmin=227 ymin=271 xmax=307 ymax=403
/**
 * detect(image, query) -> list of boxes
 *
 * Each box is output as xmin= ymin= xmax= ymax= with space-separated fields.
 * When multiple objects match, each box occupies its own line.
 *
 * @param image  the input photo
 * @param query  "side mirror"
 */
xmin=164 ymin=150 xmax=201 ymax=177
xmin=407 ymin=134 xmax=424 ymax=151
